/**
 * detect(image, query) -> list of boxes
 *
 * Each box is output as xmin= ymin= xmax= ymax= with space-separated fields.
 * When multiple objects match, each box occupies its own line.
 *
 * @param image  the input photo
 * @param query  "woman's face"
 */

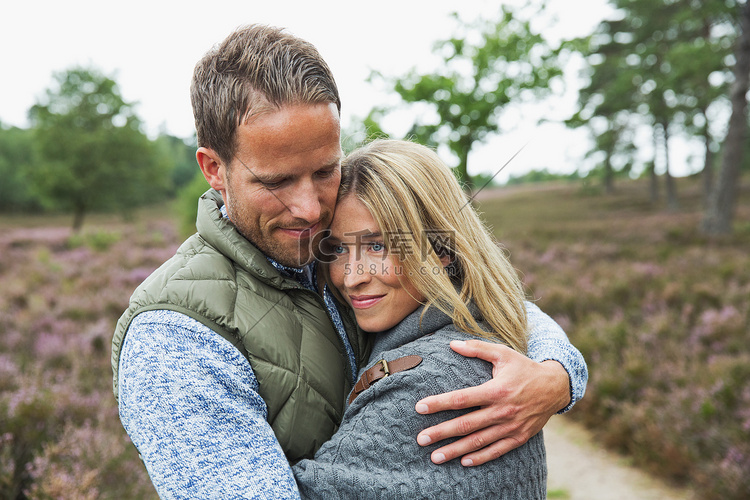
xmin=327 ymin=195 xmax=423 ymax=332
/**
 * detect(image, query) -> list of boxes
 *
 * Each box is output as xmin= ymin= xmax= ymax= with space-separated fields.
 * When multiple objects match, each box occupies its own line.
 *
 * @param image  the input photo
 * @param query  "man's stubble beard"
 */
xmin=224 ymin=187 xmax=327 ymax=269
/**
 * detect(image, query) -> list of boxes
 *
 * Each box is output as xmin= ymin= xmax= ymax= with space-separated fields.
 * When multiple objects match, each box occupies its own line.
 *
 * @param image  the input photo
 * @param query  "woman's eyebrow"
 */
xmin=358 ymin=231 xmax=382 ymax=240
xmin=331 ymin=230 xmax=382 ymax=242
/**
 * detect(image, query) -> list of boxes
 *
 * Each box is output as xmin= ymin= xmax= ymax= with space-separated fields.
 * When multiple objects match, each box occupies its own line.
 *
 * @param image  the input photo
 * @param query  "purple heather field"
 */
xmin=1 ymin=177 xmax=748 ymax=499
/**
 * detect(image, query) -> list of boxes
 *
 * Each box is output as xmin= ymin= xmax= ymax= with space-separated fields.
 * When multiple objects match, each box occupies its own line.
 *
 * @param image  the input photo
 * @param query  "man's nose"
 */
xmin=287 ymin=180 xmax=322 ymax=223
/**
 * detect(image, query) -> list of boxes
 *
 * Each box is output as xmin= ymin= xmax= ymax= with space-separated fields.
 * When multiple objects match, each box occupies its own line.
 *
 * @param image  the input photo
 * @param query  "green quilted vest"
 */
xmin=111 ymin=189 xmax=368 ymax=462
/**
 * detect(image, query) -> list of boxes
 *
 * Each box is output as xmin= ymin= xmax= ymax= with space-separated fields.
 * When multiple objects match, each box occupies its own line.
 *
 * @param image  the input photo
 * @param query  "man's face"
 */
xmin=220 ymin=103 xmax=342 ymax=267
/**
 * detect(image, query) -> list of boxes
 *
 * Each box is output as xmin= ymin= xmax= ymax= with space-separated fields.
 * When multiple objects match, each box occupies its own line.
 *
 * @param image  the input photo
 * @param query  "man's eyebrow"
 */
xmin=249 ymin=159 xmax=339 ymax=183
xmin=321 ymin=159 xmax=341 ymax=169
xmin=321 ymin=153 xmax=343 ymax=169
xmin=251 ymin=171 xmax=288 ymax=183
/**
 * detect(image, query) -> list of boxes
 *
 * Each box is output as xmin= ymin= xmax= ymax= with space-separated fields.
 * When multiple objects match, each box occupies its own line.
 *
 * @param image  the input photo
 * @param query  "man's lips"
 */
xmin=278 ymin=222 xmax=320 ymax=239
xmin=348 ymin=294 xmax=385 ymax=309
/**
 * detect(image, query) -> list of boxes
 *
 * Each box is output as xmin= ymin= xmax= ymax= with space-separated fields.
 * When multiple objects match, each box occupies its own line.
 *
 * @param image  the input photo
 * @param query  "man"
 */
xmin=112 ymin=25 xmax=587 ymax=498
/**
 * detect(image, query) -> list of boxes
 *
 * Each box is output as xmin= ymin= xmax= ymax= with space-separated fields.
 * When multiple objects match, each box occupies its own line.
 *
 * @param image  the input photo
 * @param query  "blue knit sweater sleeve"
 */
xmin=525 ymin=301 xmax=588 ymax=413
xmin=118 ymin=310 xmax=301 ymax=499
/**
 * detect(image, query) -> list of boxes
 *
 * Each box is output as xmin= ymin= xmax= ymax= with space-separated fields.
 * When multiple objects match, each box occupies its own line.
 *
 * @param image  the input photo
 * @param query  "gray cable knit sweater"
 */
xmin=293 ymin=304 xmax=547 ymax=499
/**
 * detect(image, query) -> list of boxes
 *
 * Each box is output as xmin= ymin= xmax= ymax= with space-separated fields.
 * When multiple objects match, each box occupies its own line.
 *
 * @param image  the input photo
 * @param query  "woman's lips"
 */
xmin=348 ymin=294 xmax=385 ymax=309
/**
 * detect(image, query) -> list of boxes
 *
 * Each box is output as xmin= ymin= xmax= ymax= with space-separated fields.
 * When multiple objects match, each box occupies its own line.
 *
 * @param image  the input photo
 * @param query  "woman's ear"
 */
xmin=440 ymin=255 xmax=451 ymax=267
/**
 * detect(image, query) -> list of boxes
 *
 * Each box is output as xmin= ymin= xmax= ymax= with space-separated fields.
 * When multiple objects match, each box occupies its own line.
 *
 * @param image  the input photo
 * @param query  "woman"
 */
xmin=292 ymin=139 xmax=546 ymax=499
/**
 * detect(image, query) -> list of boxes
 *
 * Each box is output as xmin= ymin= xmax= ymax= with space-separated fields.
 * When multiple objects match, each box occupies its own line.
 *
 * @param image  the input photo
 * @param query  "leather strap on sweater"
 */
xmin=348 ymin=355 xmax=423 ymax=404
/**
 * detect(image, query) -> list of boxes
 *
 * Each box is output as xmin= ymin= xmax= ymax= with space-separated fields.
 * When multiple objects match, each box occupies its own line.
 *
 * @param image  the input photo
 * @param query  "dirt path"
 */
xmin=545 ymin=416 xmax=698 ymax=500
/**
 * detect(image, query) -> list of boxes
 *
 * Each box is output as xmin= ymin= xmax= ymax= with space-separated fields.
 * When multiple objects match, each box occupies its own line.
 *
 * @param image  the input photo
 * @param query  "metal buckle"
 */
xmin=378 ymin=359 xmax=390 ymax=377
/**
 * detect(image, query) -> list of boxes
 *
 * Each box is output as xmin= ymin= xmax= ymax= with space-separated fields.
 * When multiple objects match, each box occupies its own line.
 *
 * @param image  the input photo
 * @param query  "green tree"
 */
xmin=703 ymin=0 xmax=750 ymax=235
xmin=506 ymin=167 xmax=580 ymax=186
xmin=666 ymin=1 xmax=734 ymax=201
xmin=371 ymin=6 xmax=563 ymax=189
xmin=566 ymin=0 xmax=735 ymax=205
xmin=341 ymin=109 xmax=390 ymax=154
xmin=0 ymin=122 xmax=43 ymax=212
xmin=176 ymin=171 xmax=210 ymax=238
xmin=154 ymin=133 xmax=198 ymax=193
xmin=29 ymin=67 xmax=170 ymax=231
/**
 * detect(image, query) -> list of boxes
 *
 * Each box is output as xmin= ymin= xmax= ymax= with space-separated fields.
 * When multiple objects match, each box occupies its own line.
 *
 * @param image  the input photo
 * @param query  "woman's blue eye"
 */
xmin=370 ymin=242 xmax=384 ymax=252
xmin=333 ymin=245 xmax=345 ymax=254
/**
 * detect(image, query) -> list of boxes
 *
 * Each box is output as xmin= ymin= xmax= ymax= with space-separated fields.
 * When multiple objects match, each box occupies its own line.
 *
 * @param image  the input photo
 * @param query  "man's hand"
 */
xmin=414 ymin=339 xmax=570 ymax=466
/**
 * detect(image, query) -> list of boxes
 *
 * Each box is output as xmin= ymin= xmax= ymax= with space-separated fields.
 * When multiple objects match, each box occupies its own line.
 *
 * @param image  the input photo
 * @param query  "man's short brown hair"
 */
xmin=191 ymin=24 xmax=341 ymax=164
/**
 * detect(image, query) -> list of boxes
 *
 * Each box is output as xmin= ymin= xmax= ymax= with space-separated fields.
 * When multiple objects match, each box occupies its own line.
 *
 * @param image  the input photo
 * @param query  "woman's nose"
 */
xmin=343 ymin=252 xmax=372 ymax=289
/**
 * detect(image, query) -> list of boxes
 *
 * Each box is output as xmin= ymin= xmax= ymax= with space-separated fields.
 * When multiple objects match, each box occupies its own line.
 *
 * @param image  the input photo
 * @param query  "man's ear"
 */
xmin=196 ymin=147 xmax=227 ymax=192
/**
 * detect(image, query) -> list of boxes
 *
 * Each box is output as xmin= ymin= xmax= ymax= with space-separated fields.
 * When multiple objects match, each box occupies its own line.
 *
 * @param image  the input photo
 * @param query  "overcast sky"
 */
xmin=4 ymin=0 xmax=697 ymax=182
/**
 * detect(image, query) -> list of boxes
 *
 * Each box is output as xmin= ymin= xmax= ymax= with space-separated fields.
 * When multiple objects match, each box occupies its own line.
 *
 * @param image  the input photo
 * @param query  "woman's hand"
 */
xmin=414 ymin=339 xmax=570 ymax=466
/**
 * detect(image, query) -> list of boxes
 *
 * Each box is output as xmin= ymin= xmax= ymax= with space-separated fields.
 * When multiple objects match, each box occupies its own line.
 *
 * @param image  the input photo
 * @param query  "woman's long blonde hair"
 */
xmin=333 ymin=139 xmax=528 ymax=353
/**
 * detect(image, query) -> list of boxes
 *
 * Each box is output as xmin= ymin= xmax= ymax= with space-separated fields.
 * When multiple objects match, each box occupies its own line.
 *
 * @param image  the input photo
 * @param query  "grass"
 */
xmin=477 ymin=174 xmax=750 ymax=500
xmin=547 ymin=489 xmax=571 ymax=499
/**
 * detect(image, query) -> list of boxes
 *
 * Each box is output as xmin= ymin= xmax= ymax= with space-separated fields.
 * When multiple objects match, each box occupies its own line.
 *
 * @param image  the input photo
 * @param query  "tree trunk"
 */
xmin=649 ymin=128 xmax=659 ymax=204
xmin=702 ymin=120 xmax=714 ymax=206
xmin=662 ymin=121 xmax=679 ymax=211
xmin=604 ymin=146 xmax=615 ymax=195
xmin=457 ymin=142 xmax=474 ymax=192
xmin=72 ymin=204 xmax=86 ymax=233
xmin=702 ymin=2 xmax=750 ymax=236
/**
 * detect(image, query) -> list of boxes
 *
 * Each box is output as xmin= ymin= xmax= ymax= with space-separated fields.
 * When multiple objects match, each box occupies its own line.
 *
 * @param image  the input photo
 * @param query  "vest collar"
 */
xmin=217 ymin=201 xmax=315 ymax=286
xmin=196 ymin=189 xmax=300 ymax=289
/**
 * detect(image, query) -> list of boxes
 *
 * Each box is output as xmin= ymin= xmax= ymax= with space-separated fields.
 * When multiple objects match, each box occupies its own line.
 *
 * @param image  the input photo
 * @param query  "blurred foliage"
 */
xmin=27 ymin=67 xmax=173 ymax=231
xmin=341 ymin=115 xmax=389 ymax=154
xmin=565 ymin=0 xmax=734 ymax=175
xmin=470 ymin=171 xmax=501 ymax=190
xmin=66 ymin=230 xmax=123 ymax=252
xmin=176 ymin=172 xmax=210 ymax=238
xmin=154 ymin=133 xmax=199 ymax=194
xmin=506 ymin=168 xmax=582 ymax=186
xmin=367 ymin=4 xmax=563 ymax=189
xmin=359 ymin=0 xmax=747 ymax=233
xmin=564 ymin=0 xmax=748 ymax=234
xmin=0 ymin=67 xmax=200 ymax=231
xmin=0 ymin=123 xmax=44 ymax=213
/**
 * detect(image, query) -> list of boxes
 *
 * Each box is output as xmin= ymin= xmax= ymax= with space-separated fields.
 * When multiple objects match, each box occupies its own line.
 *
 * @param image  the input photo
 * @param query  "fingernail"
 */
xmin=415 ymin=403 xmax=429 ymax=414
xmin=433 ymin=453 xmax=446 ymax=464
xmin=417 ymin=434 xmax=431 ymax=446
xmin=452 ymin=340 xmax=466 ymax=347
xmin=462 ymin=458 xmax=474 ymax=467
